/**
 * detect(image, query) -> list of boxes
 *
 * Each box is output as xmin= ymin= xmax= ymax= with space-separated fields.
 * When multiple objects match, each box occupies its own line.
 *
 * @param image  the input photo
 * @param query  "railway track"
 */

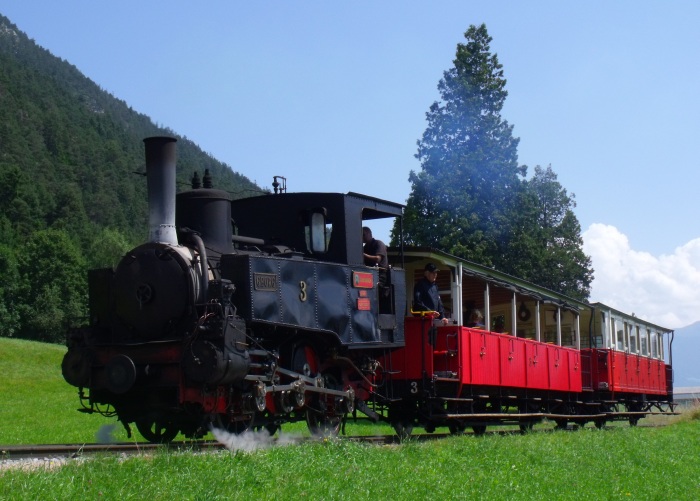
xmin=1 ymin=421 xmax=667 ymax=471
xmin=0 ymin=433 xmax=445 ymax=467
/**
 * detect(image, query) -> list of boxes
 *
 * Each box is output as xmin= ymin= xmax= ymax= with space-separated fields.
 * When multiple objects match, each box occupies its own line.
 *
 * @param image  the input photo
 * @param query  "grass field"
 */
xmin=2 ymin=337 xmax=699 ymax=499
xmin=0 ymin=337 xmax=123 ymax=445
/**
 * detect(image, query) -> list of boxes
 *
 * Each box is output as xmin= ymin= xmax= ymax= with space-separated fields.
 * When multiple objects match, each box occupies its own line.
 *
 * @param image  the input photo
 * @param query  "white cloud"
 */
xmin=582 ymin=223 xmax=700 ymax=329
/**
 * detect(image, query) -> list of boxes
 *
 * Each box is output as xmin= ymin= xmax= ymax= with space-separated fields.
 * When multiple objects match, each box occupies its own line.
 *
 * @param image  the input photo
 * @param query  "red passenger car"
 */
xmin=376 ymin=249 xmax=675 ymax=436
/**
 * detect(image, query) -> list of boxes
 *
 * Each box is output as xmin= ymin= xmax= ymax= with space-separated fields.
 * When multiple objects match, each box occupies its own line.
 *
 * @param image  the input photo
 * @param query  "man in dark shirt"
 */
xmin=362 ymin=227 xmax=388 ymax=268
xmin=413 ymin=263 xmax=449 ymax=324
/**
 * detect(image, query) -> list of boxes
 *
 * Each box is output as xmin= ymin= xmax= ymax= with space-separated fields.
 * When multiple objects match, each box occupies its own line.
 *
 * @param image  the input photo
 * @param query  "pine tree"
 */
xmin=398 ymin=24 xmax=593 ymax=299
xmin=398 ymin=24 xmax=522 ymax=267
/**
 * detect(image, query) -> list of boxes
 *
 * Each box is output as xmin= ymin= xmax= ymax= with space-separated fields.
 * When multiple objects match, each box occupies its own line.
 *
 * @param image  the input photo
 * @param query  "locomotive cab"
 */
xmin=226 ymin=191 xmax=406 ymax=348
xmin=229 ymin=191 xmax=403 ymax=267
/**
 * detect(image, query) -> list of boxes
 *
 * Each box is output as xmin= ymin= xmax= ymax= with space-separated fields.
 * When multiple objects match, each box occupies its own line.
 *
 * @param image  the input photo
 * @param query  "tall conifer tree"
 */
xmin=399 ymin=24 xmax=522 ymax=267
xmin=398 ymin=24 xmax=593 ymax=299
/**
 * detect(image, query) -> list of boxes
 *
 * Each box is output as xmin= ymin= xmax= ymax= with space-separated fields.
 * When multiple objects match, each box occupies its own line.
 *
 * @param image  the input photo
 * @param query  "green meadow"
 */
xmin=2 ymin=337 xmax=699 ymax=500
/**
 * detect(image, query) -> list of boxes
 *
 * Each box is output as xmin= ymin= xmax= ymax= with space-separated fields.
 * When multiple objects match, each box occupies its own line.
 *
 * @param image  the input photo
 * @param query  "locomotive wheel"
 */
xmin=306 ymin=372 xmax=343 ymax=437
xmin=289 ymin=342 xmax=319 ymax=410
xmin=256 ymin=423 xmax=280 ymax=436
xmin=277 ymin=391 xmax=296 ymax=414
xmin=214 ymin=414 xmax=253 ymax=435
xmin=392 ymin=420 xmax=414 ymax=441
xmin=291 ymin=343 xmax=319 ymax=379
xmin=306 ymin=410 xmax=342 ymax=437
xmin=135 ymin=418 xmax=179 ymax=443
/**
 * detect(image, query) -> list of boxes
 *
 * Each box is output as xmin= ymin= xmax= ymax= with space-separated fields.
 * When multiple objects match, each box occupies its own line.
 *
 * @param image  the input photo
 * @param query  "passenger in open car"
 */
xmin=467 ymin=309 xmax=485 ymax=328
xmin=413 ymin=263 xmax=449 ymax=325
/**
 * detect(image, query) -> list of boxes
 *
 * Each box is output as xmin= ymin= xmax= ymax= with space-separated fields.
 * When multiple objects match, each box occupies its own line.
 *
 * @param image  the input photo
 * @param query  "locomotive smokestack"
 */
xmin=144 ymin=137 xmax=178 ymax=245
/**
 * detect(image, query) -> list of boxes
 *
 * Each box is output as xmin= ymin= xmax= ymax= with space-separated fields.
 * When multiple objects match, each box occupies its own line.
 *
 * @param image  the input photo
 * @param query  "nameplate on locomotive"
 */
xmin=356 ymin=298 xmax=371 ymax=310
xmin=352 ymin=271 xmax=374 ymax=289
xmin=253 ymin=273 xmax=278 ymax=291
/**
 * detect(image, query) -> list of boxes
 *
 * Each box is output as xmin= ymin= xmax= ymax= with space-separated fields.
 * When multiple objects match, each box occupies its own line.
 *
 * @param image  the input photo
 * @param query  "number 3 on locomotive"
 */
xmin=299 ymin=280 xmax=307 ymax=302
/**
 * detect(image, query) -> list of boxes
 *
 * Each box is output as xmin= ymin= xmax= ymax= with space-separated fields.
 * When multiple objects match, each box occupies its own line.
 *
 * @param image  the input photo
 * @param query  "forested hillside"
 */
xmin=0 ymin=14 xmax=263 ymax=342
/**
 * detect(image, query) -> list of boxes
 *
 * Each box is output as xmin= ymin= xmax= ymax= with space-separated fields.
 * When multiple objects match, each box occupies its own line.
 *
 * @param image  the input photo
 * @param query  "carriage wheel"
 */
xmin=135 ymin=418 xmax=179 ymax=443
xmin=519 ymin=421 xmax=534 ymax=433
xmin=554 ymin=419 xmax=568 ymax=430
xmin=471 ymin=425 xmax=487 ymax=436
xmin=627 ymin=402 xmax=642 ymax=426
xmin=449 ymin=421 xmax=466 ymax=435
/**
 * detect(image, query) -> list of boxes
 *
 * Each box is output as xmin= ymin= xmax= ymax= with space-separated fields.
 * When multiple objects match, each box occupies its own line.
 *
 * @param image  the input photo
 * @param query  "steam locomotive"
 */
xmin=62 ymin=137 xmax=675 ymax=442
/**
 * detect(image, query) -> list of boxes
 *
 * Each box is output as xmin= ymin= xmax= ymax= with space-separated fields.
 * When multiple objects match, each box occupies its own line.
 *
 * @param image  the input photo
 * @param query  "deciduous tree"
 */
xmin=16 ymin=229 xmax=87 ymax=342
xmin=522 ymin=165 xmax=593 ymax=299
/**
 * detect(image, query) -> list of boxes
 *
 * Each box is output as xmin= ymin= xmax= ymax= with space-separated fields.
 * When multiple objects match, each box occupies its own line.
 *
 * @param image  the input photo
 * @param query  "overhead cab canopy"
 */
xmin=230 ymin=192 xmax=404 ymax=266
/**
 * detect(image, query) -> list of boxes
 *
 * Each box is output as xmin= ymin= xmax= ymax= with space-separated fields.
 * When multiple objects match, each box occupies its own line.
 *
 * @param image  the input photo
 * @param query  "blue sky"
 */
xmin=2 ymin=1 xmax=699 ymax=328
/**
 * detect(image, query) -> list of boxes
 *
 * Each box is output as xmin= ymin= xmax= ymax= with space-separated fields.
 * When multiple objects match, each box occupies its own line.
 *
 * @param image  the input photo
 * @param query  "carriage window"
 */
xmin=543 ymin=308 xmax=557 ymax=344
xmin=560 ymin=311 xmax=578 ymax=348
xmin=629 ymin=325 xmax=638 ymax=354
xmin=650 ymin=331 xmax=658 ymax=358
xmin=614 ymin=319 xmax=625 ymax=351
xmin=561 ymin=326 xmax=576 ymax=347
xmin=491 ymin=313 xmax=506 ymax=333
xmin=640 ymin=329 xmax=649 ymax=356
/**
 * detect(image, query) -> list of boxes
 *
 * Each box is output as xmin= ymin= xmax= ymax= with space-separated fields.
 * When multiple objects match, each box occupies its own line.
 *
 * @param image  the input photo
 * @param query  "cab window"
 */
xmin=304 ymin=209 xmax=331 ymax=254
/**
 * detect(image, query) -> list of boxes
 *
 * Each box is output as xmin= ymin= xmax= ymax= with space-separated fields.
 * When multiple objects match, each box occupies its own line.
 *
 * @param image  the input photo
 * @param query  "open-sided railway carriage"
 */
xmin=378 ymin=250 xmax=675 ymax=437
xmin=62 ymin=137 xmax=675 ymax=442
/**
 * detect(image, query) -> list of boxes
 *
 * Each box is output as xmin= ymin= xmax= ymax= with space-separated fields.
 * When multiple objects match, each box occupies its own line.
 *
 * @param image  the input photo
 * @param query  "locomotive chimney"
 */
xmin=144 ymin=136 xmax=178 ymax=245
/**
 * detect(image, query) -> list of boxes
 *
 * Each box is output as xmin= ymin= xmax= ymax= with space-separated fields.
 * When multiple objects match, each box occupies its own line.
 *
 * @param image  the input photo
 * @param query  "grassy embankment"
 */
xmin=2 ymin=337 xmax=699 ymax=499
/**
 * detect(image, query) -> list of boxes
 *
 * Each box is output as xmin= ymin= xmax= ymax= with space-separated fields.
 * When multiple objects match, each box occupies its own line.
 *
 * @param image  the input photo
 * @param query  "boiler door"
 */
xmin=113 ymin=242 xmax=196 ymax=340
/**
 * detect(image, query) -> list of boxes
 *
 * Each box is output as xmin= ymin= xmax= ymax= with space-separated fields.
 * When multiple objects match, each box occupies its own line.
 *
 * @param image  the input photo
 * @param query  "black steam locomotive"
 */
xmin=62 ymin=136 xmax=406 ymax=442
